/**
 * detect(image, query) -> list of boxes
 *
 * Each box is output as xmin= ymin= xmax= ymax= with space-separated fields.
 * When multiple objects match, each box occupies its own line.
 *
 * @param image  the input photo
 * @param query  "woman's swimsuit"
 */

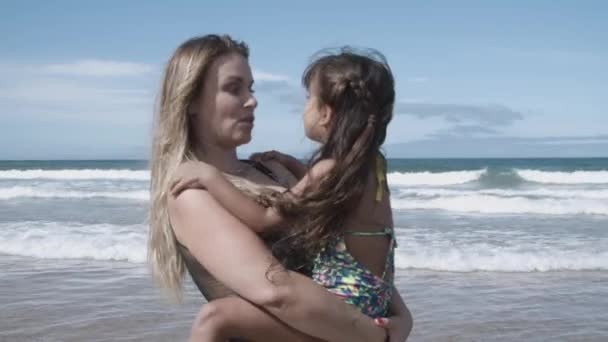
xmin=311 ymin=154 xmax=396 ymax=318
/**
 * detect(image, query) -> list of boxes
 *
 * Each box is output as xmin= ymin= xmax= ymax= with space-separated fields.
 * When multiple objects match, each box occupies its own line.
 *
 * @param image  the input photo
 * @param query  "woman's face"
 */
xmin=191 ymin=53 xmax=257 ymax=149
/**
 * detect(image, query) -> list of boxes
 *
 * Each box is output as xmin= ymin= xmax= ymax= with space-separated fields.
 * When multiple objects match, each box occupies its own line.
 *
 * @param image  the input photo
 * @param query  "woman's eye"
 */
xmin=227 ymin=84 xmax=240 ymax=94
xmin=249 ymin=87 xmax=256 ymax=94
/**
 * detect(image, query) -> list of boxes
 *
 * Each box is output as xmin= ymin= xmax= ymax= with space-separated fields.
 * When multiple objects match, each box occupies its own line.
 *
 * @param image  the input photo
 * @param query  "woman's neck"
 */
xmin=196 ymin=144 xmax=243 ymax=174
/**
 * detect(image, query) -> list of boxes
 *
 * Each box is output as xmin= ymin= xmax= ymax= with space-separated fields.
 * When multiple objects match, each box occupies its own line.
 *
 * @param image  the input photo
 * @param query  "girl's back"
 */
xmin=343 ymin=164 xmax=393 ymax=279
xmin=311 ymin=158 xmax=395 ymax=318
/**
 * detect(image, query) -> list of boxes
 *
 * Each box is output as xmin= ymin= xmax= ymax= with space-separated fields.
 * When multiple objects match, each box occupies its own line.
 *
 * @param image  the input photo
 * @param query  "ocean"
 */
xmin=1 ymin=158 xmax=607 ymax=341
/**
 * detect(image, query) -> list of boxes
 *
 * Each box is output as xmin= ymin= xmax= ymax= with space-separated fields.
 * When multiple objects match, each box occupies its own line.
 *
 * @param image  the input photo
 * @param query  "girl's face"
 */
xmin=191 ymin=53 xmax=257 ymax=149
xmin=302 ymin=79 xmax=331 ymax=143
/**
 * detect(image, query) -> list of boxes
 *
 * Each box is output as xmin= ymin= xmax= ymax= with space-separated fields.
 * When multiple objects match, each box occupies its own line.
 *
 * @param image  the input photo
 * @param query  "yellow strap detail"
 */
xmin=375 ymin=154 xmax=385 ymax=202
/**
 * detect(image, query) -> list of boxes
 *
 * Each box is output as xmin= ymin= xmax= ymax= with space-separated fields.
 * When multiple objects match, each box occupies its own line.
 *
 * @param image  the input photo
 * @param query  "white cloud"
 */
xmin=0 ymin=62 xmax=294 ymax=125
xmin=534 ymin=136 xmax=608 ymax=146
xmin=0 ymin=59 xmax=155 ymax=126
xmin=43 ymin=59 xmax=156 ymax=77
xmin=252 ymin=70 xmax=290 ymax=82
xmin=0 ymin=78 xmax=150 ymax=105
xmin=395 ymin=101 xmax=524 ymax=126
xmin=385 ymin=135 xmax=608 ymax=158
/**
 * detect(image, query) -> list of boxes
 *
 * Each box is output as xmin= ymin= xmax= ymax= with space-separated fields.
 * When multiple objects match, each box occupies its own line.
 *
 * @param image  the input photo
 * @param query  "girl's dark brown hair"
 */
xmin=272 ymin=47 xmax=395 ymax=269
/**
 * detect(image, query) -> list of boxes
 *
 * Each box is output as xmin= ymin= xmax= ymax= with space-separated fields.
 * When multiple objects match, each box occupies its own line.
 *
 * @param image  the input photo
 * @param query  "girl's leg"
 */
xmin=191 ymin=296 xmax=324 ymax=342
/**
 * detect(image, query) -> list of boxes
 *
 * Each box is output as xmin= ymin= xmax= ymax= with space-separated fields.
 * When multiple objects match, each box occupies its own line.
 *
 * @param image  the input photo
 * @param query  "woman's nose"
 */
xmin=244 ymin=92 xmax=258 ymax=109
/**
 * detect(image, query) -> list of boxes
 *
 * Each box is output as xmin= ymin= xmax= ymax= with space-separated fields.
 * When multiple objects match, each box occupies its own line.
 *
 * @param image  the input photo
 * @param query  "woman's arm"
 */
xmin=169 ymin=189 xmax=385 ymax=342
xmin=276 ymin=153 xmax=308 ymax=180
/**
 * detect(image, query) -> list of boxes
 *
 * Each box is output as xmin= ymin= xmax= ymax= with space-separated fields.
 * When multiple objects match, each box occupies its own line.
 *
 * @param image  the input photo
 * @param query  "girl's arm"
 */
xmin=199 ymin=164 xmax=282 ymax=232
xmin=169 ymin=189 xmax=386 ymax=342
xmin=171 ymin=159 xmax=335 ymax=233
xmin=287 ymin=158 xmax=334 ymax=196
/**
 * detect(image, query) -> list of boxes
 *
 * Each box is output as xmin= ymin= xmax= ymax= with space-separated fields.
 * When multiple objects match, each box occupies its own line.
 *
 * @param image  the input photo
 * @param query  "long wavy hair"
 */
xmin=148 ymin=34 xmax=249 ymax=297
xmin=274 ymin=48 xmax=395 ymax=266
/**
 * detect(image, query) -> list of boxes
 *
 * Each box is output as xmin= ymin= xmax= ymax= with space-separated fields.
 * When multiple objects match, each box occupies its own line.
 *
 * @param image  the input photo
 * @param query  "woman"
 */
xmin=148 ymin=34 xmax=410 ymax=341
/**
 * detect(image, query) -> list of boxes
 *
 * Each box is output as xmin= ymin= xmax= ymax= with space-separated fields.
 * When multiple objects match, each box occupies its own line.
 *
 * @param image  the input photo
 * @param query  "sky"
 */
xmin=0 ymin=0 xmax=606 ymax=159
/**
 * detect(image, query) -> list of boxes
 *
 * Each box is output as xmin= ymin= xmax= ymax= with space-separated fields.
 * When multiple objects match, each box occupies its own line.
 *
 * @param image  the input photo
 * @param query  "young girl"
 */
xmin=172 ymin=48 xmax=412 ymax=341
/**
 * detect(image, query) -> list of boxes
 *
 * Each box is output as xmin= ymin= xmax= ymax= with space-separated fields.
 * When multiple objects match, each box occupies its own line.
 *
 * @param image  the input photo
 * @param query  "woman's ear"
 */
xmin=188 ymin=97 xmax=200 ymax=117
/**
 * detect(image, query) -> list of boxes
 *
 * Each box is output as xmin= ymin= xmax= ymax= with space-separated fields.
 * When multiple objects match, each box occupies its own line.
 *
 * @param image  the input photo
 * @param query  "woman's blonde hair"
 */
xmin=148 ymin=34 xmax=249 ymax=298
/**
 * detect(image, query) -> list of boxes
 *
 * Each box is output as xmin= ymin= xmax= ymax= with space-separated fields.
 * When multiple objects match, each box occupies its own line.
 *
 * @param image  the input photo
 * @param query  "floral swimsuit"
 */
xmin=312 ymin=155 xmax=396 ymax=318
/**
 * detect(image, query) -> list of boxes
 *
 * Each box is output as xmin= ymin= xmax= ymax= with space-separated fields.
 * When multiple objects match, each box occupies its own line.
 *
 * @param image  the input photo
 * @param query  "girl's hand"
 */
xmin=170 ymin=161 xmax=219 ymax=196
xmin=374 ymin=316 xmax=412 ymax=342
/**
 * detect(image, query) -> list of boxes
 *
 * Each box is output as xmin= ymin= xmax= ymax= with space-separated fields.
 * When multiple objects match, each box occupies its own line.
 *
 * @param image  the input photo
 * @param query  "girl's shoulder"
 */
xmin=309 ymin=158 xmax=336 ymax=177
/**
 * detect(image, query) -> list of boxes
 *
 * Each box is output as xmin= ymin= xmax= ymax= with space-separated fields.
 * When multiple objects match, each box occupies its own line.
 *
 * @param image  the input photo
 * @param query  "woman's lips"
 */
xmin=237 ymin=116 xmax=254 ymax=128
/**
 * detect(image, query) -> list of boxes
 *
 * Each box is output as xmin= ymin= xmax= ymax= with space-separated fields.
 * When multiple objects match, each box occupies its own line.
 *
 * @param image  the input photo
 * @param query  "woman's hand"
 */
xmin=374 ymin=316 xmax=412 ymax=342
xmin=250 ymin=150 xmax=292 ymax=164
xmin=170 ymin=161 xmax=219 ymax=196
xmin=250 ymin=150 xmax=307 ymax=179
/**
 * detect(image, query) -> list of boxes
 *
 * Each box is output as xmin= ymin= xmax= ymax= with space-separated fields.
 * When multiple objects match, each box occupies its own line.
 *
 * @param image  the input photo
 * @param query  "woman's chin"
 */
xmin=234 ymin=132 xmax=252 ymax=146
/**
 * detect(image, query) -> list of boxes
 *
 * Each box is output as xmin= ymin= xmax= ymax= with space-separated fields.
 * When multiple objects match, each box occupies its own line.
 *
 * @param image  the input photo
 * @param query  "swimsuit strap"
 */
xmin=375 ymin=153 xmax=387 ymax=202
xmin=240 ymin=159 xmax=281 ymax=183
xmin=343 ymin=226 xmax=393 ymax=237
xmin=342 ymin=226 xmax=396 ymax=278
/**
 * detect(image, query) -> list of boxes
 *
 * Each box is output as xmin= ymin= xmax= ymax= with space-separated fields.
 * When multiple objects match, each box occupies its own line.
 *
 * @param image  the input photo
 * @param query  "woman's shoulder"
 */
xmin=168 ymin=188 xmax=247 ymax=240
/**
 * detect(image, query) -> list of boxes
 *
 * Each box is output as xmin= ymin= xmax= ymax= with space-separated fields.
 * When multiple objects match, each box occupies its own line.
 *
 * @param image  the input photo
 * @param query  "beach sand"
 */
xmin=2 ymin=254 xmax=607 ymax=342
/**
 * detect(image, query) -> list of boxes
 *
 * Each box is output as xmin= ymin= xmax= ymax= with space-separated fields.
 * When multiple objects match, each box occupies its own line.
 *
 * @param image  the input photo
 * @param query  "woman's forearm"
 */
xmin=390 ymin=288 xmax=410 ymax=317
xmin=389 ymin=288 xmax=413 ymax=336
xmin=263 ymin=270 xmax=386 ymax=342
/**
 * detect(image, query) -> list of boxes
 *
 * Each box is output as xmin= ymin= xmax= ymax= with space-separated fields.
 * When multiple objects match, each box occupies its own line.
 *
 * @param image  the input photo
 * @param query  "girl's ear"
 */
xmin=319 ymin=104 xmax=333 ymax=128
